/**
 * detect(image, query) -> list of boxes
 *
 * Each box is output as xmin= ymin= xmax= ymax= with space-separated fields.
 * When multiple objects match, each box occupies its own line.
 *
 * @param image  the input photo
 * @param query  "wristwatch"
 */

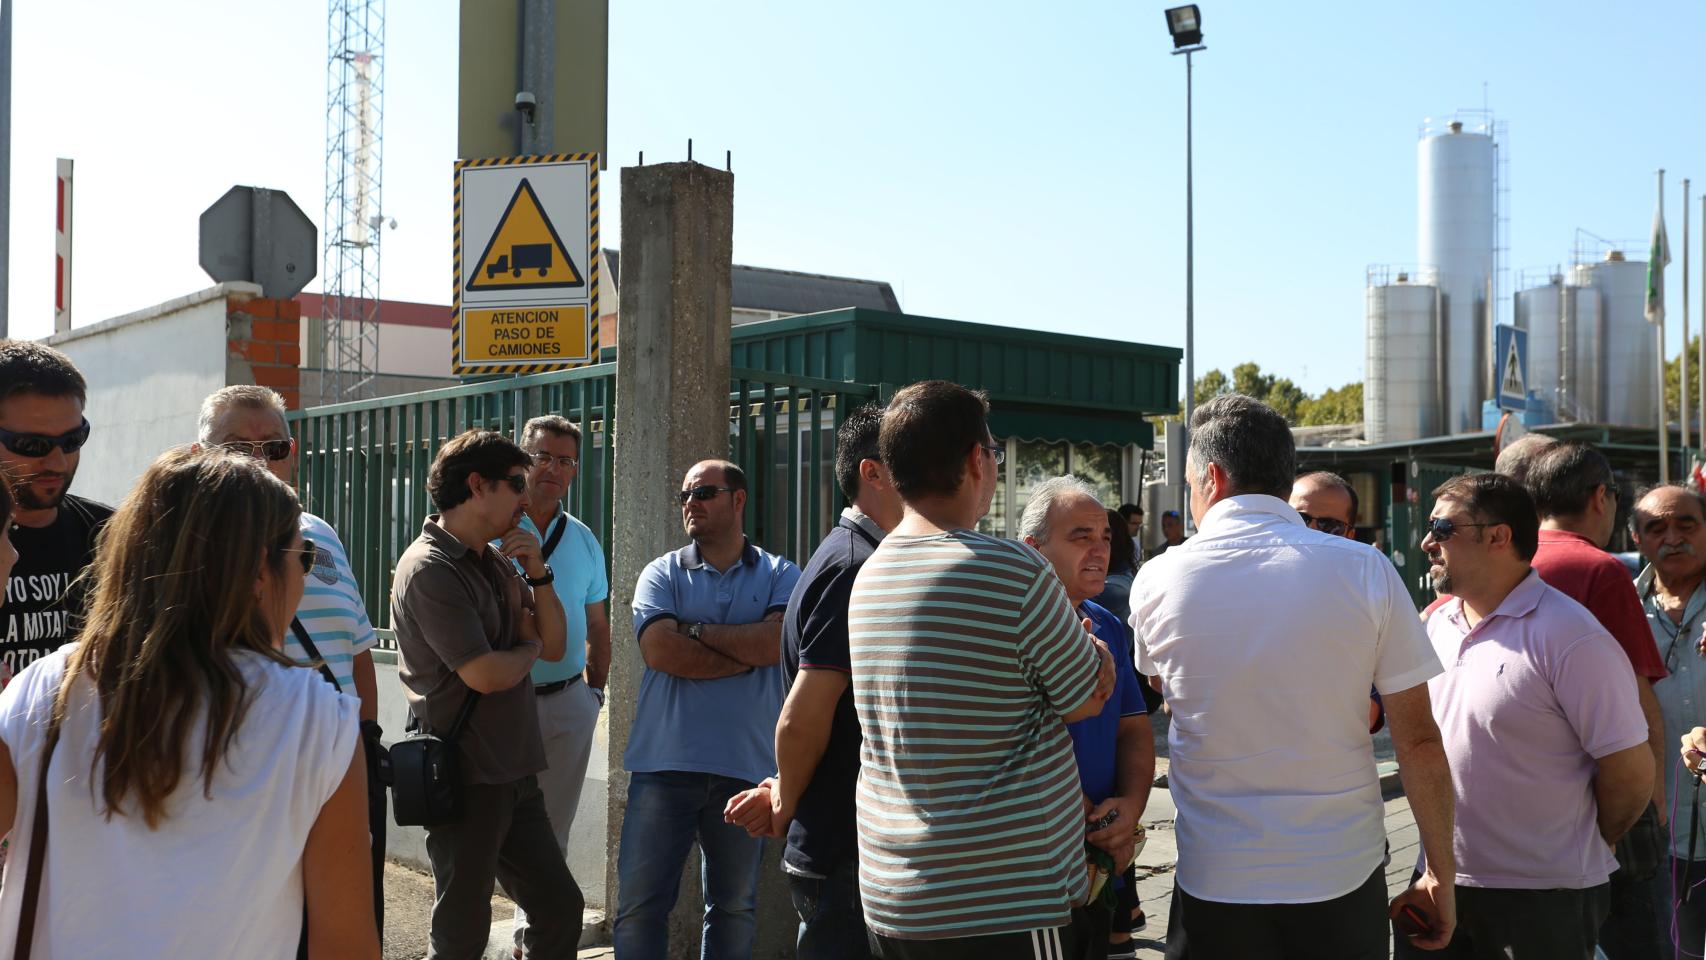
xmin=524 ymin=565 xmax=554 ymax=587
xmin=685 ymin=621 xmax=705 ymax=642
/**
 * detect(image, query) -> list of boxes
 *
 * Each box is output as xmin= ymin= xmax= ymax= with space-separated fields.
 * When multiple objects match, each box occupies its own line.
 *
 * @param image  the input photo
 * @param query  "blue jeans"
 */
xmin=613 ymin=771 xmax=765 ymax=960
xmin=786 ymin=861 xmax=870 ymax=960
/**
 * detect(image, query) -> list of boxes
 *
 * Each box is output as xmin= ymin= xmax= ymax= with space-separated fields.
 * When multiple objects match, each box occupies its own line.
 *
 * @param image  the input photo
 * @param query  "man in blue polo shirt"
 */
xmin=507 ymin=415 xmax=610 ymax=956
xmin=1021 ymin=476 xmax=1155 ymax=952
xmin=616 ymin=458 xmax=801 ymax=959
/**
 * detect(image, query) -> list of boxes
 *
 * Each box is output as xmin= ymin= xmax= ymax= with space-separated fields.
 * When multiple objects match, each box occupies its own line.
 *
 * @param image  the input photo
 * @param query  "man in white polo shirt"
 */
xmin=1130 ymin=394 xmax=1457 ymax=958
xmin=508 ymin=415 xmax=610 ymax=955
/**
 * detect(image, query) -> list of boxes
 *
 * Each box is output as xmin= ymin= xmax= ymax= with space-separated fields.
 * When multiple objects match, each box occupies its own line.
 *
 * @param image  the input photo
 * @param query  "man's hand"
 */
xmin=1086 ymin=795 xmax=1142 ymax=863
xmin=723 ymin=778 xmax=778 ymax=839
xmin=1088 ymin=626 xmax=1116 ymax=706
xmin=1684 ymin=727 xmax=1706 ymax=774
xmin=1696 ymin=622 xmax=1706 ymax=658
xmin=497 ymin=526 xmax=547 ymax=579
xmin=1388 ymin=870 xmax=1455 ymax=951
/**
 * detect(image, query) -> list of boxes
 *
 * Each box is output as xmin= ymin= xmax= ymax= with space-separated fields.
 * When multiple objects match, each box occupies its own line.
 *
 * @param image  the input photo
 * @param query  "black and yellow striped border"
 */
xmin=452 ymin=153 xmax=601 ymax=376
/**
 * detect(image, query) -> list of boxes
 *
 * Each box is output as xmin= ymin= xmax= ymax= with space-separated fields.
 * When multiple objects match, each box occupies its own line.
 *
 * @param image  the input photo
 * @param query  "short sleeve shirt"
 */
xmin=624 ymin=539 xmax=801 ymax=786
xmin=2 ymin=494 xmax=113 ymax=674
xmin=1067 ymin=599 xmax=1149 ymax=805
xmin=1532 ymin=530 xmax=1668 ymax=681
xmin=849 ymin=530 xmax=1101 ymax=939
xmin=392 ymin=516 xmax=544 ymax=785
xmin=781 ymin=510 xmax=883 ymax=877
xmin=1130 ymin=495 xmax=1442 ymax=904
xmin=513 ymin=509 xmax=610 ymax=684
xmin=1424 ymin=570 xmax=1647 ymax=888
xmin=283 ymin=513 xmax=379 ymax=692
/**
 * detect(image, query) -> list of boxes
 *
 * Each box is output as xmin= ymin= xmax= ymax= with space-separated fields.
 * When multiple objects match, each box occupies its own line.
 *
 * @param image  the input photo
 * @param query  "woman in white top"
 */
xmin=0 ymin=446 xmax=379 ymax=959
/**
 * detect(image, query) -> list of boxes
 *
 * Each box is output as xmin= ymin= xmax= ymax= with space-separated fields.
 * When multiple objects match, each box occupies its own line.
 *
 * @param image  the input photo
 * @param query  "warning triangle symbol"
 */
xmin=1501 ymin=337 xmax=1524 ymax=397
xmin=467 ymin=178 xmax=585 ymax=291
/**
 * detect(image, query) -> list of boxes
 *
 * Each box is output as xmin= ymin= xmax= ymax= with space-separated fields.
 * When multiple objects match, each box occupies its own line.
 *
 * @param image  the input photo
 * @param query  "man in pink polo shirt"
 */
xmin=1403 ymin=473 xmax=1654 ymax=959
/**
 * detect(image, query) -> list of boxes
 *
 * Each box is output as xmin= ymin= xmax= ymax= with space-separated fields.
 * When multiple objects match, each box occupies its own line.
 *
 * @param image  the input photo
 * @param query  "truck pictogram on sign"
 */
xmin=466 ymin=178 xmax=585 ymax=291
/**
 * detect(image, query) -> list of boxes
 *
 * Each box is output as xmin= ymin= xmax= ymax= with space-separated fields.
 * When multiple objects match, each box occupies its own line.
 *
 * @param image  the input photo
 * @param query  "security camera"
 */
xmin=515 ymin=91 xmax=537 ymax=124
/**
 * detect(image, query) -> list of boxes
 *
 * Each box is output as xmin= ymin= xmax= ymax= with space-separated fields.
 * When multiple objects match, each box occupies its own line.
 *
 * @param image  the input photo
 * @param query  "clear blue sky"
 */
xmin=9 ymin=0 xmax=1705 ymax=395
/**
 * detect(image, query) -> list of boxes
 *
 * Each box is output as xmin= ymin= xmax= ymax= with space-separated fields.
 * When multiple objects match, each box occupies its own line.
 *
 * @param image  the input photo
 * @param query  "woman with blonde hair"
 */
xmin=0 ymin=446 xmax=378 ymax=959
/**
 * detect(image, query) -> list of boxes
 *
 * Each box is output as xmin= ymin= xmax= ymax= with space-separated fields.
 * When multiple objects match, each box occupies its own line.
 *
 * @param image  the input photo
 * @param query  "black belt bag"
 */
xmin=390 ymin=691 xmax=480 ymax=827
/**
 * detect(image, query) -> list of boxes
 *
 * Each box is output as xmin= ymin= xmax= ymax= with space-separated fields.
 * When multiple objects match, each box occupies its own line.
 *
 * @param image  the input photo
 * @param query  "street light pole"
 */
xmin=1174 ymin=41 xmax=1203 ymax=530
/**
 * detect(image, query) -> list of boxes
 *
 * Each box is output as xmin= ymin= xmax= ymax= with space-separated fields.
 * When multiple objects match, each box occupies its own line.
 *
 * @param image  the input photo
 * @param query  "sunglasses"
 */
xmin=1298 ymin=513 xmax=1350 ymax=537
xmin=678 ymin=484 xmax=735 ymax=505
xmin=0 ymin=418 xmax=91 ymax=458
xmin=287 ymin=538 xmax=317 ymax=576
xmin=498 ymin=474 xmax=528 ymax=495
xmin=1425 ymin=517 xmax=1491 ymax=542
xmin=980 ymin=442 xmax=1006 ymax=466
xmin=219 ymin=439 xmax=293 ymax=463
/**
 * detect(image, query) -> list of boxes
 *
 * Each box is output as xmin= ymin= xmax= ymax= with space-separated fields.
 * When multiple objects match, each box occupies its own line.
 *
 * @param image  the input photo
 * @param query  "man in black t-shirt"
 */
xmin=724 ymin=403 xmax=902 ymax=959
xmin=0 ymin=341 xmax=112 ymax=675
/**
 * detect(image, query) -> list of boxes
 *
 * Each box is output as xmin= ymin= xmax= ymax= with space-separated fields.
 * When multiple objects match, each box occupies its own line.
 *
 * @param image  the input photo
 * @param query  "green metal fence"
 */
xmin=287 ymin=365 xmax=879 ymax=646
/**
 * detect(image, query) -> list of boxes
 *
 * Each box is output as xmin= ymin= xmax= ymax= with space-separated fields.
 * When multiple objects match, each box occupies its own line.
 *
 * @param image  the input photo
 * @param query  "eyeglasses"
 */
xmin=1298 ymin=513 xmax=1351 ymax=537
xmin=285 ymin=538 xmax=317 ymax=576
xmin=219 ymin=439 xmax=293 ymax=463
xmin=530 ymin=452 xmax=580 ymax=470
xmin=499 ymin=474 xmax=528 ymax=495
xmin=678 ymin=484 xmax=735 ymax=504
xmin=1425 ymin=517 xmax=1491 ymax=542
xmin=0 ymin=418 xmax=91 ymax=458
xmin=980 ymin=443 xmax=1006 ymax=466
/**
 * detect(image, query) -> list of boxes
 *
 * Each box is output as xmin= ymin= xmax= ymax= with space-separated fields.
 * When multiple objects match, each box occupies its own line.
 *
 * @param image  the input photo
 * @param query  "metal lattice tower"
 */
xmin=319 ymin=0 xmax=385 ymax=403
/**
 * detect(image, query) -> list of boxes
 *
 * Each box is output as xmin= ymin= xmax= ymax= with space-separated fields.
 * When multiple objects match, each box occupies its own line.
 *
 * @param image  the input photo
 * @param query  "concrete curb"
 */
xmin=478 ymin=909 xmax=608 ymax=959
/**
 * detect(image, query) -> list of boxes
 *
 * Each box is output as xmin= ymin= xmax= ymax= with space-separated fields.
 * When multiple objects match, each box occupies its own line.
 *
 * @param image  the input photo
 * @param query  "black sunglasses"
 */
xmin=1425 ymin=517 xmax=1491 ymax=542
xmin=678 ymin=484 xmax=735 ymax=505
xmin=498 ymin=474 xmax=528 ymax=495
xmin=1298 ymin=512 xmax=1350 ymax=537
xmin=289 ymin=538 xmax=317 ymax=576
xmin=219 ymin=439 xmax=293 ymax=463
xmin=0 ymin=418 xmax=91 ymax=458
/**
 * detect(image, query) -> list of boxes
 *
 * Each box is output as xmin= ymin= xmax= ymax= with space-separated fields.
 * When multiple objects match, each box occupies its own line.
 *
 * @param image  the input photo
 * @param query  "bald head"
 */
xmin=1494 ymin=434 xmax=1559 ymax=486
xmin=1290 ymin=471 xmax=1357 ymax=538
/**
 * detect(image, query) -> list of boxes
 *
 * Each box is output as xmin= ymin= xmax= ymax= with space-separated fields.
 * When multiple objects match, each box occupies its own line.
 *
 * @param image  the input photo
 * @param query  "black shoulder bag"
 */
xmin=389 ymin=688 xmax=480 ymax=827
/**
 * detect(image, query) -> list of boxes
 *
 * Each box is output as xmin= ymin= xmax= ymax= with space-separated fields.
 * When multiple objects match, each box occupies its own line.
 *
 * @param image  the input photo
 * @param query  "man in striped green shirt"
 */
xmin=850 ymin=380 xmax=1117 ymax=960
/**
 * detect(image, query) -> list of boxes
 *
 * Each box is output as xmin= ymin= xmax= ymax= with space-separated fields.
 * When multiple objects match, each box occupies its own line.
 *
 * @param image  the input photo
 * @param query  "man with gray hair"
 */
xmin=1131 ymin=394 xmax=1457 ymax=957
xmin=195 ymin=384 xmax=386 ymax=941
xmin=1021 ymin=476 xmax=1155 ymax=953
xmin=1493 ymin=432 xmax=1559 ymax=487
xmin=507 ymin=415 xmax=610 ymax=957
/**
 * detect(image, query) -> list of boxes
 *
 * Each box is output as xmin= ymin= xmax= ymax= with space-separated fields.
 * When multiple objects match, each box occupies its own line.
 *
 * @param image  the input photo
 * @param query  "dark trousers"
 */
xmin=787 ymin=861 xmax=873 ymax=960
xmin=1655 ymin=856 xmax=1706 ymax=959
xmin=1163 ymin=866 xmax=1387 ymax=960
xmin=1600 ymin=804 xmax=1666 ymax=960
xmin=424 ymin=775 xmax=584 ymax=960
xmin=869 ymin=906 xmax=1104 ymax=960
xmin=1392 ymin=871 xmax=1610 ymax=960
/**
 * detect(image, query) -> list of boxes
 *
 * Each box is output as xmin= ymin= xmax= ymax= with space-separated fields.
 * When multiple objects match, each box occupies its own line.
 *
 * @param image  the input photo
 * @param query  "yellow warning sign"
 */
xmin=461 ymin=305 xmax=590 ymax=364
xmin=466 ymin=178 xmax=585 ymax=291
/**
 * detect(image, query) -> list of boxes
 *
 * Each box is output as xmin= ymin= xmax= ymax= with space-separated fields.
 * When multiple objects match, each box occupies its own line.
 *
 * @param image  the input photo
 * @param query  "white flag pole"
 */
xmin=1659 ymin=169 xmax=1669 ymax=485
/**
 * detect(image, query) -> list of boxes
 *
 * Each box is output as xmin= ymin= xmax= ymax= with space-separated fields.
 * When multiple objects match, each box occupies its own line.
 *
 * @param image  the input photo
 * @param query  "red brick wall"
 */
xmin=227 ymin=296 xmax=302 ymax=409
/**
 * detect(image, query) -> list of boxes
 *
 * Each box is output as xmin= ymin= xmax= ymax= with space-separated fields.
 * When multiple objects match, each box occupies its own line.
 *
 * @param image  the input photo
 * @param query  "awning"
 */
xmin=988 ymin=409 xmax=1155 ymax=448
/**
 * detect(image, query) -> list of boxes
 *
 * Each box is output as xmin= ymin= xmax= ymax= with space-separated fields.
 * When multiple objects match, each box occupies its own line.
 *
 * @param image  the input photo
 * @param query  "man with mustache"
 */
xmin=1631 ymin=485 xmax=1706 ymax=950
xmin=0 ymin=340 xmax=111 ymax=678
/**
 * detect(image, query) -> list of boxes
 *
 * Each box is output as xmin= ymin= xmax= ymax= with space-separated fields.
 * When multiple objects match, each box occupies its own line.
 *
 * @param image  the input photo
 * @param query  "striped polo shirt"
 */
xmin=848 ymin=529 xmax=1102 ymax=939
xmin=284 ymin=513 xmax=378 ymax=692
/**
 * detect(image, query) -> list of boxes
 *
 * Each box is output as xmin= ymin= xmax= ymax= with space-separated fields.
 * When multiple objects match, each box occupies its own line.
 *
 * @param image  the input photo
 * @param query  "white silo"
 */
xmin=1417 ymin=118 xmax=1496 ymax=434
xmin=1576 ymin=252 xmax=1656 ymax=427
xmin=1514 ymin=276 xmax=1564 ymax=418
xmin=1516 ymin=274 xmax=1607 ymax=424
xmin=1366 ymin=273 xmax=1441 ymax=442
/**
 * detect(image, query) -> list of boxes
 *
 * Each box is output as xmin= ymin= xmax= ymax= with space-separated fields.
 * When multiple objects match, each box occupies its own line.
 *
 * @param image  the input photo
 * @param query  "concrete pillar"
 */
xmin=607 ymin=161 xmax=776 ymax=958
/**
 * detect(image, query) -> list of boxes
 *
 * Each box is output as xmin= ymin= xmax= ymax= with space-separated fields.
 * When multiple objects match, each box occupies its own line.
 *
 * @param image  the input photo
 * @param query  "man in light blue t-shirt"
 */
xmin=614 ymin=459 xmax=800 ymax=959
xmin=507 ymin=415 xmax=610 ymax=955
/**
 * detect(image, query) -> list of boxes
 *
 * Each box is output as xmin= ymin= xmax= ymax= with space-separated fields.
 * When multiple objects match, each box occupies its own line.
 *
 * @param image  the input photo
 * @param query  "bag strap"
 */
xmin=290 ymin=617 xmax=343 ymax=693
xmin=443 ymin=688 xmax=481 ymax=744
xmin=14 ymin=718 xmax=62 ymax=960
xmin=540 ymin=513 xmax=568 ymax=561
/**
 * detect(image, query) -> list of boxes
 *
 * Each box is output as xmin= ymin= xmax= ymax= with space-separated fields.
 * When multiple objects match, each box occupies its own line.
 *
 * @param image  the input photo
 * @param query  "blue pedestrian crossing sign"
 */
xmin=1496 ymin=324 xmax=1527 ymax=412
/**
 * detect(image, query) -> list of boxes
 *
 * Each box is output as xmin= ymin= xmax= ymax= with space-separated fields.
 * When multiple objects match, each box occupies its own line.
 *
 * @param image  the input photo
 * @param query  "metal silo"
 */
xmin=1366 ymin=277 xmax=1440 ymax=442
xmin=1417 ymin=118 xmax=1496 ymax=434
xmin=1560 ymin=279 xmax=1604 ymax=423
xmin=1515 ymin=277 xmax=1563 ymax=418
xmin=1578 ymin=253 xmax=1654 ymax=427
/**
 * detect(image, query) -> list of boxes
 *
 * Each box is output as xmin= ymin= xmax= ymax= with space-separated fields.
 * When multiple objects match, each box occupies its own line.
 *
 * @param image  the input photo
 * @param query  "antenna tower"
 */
xmin=319 ymin=0 xmax=385 ymax=403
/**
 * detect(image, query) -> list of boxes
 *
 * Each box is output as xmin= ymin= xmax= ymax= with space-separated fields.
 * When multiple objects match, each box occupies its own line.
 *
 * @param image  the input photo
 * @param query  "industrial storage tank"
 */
xmin=1562 ymin=281 xmax=1604 ymax=423
xmin=1417 ymin=118 xmax=1496 ymax=435
xmin=1515 ymin=278 xmax=1563 ymax=419
xmin=1365 ymin=279 xmax=1441 ymax=442
xmin=1577 ymin=253 xmax=1654 ymax=427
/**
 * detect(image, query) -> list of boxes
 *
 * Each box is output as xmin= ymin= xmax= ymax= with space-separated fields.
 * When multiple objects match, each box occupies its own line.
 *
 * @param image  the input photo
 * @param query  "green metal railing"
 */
xmin=287 ymin=365 xmax=879 ymax=646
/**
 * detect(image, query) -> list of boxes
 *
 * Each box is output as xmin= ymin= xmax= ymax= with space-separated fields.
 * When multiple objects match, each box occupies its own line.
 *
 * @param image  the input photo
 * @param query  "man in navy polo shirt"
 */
xmin=616 ymin=459 xmax=801 ymax=959
xmin=722 ymin=403 xmax=900 ymax=959
xmin=1021 ymin=476 xmax=1155 ymax=952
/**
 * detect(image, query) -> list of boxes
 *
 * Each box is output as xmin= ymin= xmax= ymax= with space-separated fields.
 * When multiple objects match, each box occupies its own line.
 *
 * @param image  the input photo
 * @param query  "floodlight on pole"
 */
xmin=1166 ymin=5 xmax=1204 ymax=531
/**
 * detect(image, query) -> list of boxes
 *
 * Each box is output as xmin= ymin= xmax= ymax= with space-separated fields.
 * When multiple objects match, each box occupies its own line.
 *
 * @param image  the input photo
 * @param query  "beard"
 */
xmin=13 ymin=466 xmax=74 ymax=511
xmin=1429 ymin=563 xmax=1453 ymax=596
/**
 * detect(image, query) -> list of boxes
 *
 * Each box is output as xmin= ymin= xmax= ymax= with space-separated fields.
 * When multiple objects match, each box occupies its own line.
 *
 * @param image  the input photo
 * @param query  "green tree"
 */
xmin=1298 ymin=381 xmax=1365 ymax=426
xmin=1160 ymin=362 xmax=1365 ymax=429
xmin=1665 ymin=335 xmax=1703 ymax=431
